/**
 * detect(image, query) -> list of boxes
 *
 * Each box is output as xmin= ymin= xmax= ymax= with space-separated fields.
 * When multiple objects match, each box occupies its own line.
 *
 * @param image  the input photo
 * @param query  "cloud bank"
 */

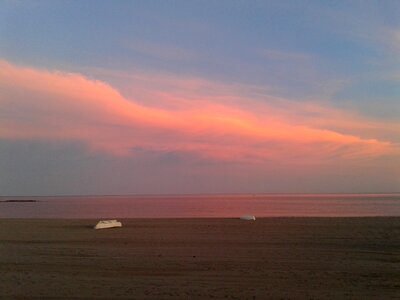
xmin=0 ymin=60 xmax=397 ymax=163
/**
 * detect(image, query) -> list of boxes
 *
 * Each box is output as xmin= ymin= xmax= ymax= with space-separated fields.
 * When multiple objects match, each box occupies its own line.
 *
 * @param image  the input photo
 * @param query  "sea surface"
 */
xmin=1 ymin=194 xmax=400 ymax=218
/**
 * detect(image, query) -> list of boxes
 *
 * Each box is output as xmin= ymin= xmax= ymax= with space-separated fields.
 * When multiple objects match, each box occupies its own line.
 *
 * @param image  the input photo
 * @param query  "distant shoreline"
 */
xmin=0 ymin=200 xmax=38 ymax=203
xmin=1 ymin=192 xmax=400 ymax=198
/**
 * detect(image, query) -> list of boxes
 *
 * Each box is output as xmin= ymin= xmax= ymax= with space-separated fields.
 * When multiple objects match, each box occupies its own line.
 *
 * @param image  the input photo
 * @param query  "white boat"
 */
xmin=239 ymin=215 xmax=256 ymax=221
xmin=94 ymin=220 xmax=122 ymax=229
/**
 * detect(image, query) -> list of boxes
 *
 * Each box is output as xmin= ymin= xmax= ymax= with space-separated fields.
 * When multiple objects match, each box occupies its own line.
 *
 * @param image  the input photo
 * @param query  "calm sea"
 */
xmin=1 ymin=194 xmax=399 ymax=218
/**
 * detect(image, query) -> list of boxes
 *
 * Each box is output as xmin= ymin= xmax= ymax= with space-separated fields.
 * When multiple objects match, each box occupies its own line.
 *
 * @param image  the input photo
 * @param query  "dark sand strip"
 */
xmin=0 ymin=218 xmax=399 ymax=299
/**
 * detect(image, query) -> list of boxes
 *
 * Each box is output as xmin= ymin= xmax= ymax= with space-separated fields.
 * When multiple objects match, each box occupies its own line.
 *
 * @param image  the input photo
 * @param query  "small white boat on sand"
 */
xmin=94 ymin=220 xmax=122 ymax=229
xmin=240 ymin=215 xmax=256 ymax=221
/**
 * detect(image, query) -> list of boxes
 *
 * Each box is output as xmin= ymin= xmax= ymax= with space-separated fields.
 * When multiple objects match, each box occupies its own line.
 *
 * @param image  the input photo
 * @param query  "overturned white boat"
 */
xmin=240 ymin=215 xmax=256 ymax=221
xmin=94 ymin=220 xmax=122 ymax=229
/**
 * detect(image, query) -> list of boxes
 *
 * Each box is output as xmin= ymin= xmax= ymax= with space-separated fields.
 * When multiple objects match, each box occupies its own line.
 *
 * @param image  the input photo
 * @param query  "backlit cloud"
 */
xmin=0 ymin=60 xmax=397 ymax=163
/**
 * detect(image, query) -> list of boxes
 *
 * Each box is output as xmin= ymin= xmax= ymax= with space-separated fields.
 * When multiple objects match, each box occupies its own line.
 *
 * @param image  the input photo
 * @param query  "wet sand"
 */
xmin=0 ymin=217 xmax=399 ymax=299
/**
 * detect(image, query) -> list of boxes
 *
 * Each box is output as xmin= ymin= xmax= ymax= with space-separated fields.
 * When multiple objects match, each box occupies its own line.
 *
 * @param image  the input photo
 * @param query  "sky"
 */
xmin=0 ymin=1 xmax=399 ymax=195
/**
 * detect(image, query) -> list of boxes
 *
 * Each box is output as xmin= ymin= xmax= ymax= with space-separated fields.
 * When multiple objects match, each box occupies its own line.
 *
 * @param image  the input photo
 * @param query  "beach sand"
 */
xmin=0 ymin=217 xmax=399 ymax=299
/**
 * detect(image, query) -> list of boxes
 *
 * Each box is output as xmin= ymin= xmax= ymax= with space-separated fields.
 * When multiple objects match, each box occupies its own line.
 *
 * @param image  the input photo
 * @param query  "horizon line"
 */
xmin=1 ymin=192 xmax=400 ymax=198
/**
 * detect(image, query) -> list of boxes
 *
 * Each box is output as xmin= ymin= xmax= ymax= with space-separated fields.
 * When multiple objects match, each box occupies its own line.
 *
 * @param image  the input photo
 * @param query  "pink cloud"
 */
xmin=0 ymin=60 xmax=397 ymax=162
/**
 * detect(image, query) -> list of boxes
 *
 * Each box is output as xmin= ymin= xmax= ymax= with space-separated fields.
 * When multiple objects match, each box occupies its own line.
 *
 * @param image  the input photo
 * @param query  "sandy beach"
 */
xmin=0 ymin=217 xmax=399 ymax=299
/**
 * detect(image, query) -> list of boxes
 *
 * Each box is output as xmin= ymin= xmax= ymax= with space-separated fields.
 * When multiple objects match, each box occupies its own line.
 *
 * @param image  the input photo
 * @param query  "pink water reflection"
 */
xmin=1 ymin=194 xmax=399 ymax=218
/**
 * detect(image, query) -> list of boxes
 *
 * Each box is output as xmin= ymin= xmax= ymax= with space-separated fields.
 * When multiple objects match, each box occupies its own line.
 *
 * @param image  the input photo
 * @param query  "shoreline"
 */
xmin=1 ymin=215 xmax=400 ymax=220
xmin=1 ymin=217 xmax=399 ymax=299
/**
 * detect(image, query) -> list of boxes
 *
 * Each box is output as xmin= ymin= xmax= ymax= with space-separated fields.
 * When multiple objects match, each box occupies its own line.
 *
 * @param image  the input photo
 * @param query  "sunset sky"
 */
xmin=1 ymin=1 xmax=399 ymax=195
